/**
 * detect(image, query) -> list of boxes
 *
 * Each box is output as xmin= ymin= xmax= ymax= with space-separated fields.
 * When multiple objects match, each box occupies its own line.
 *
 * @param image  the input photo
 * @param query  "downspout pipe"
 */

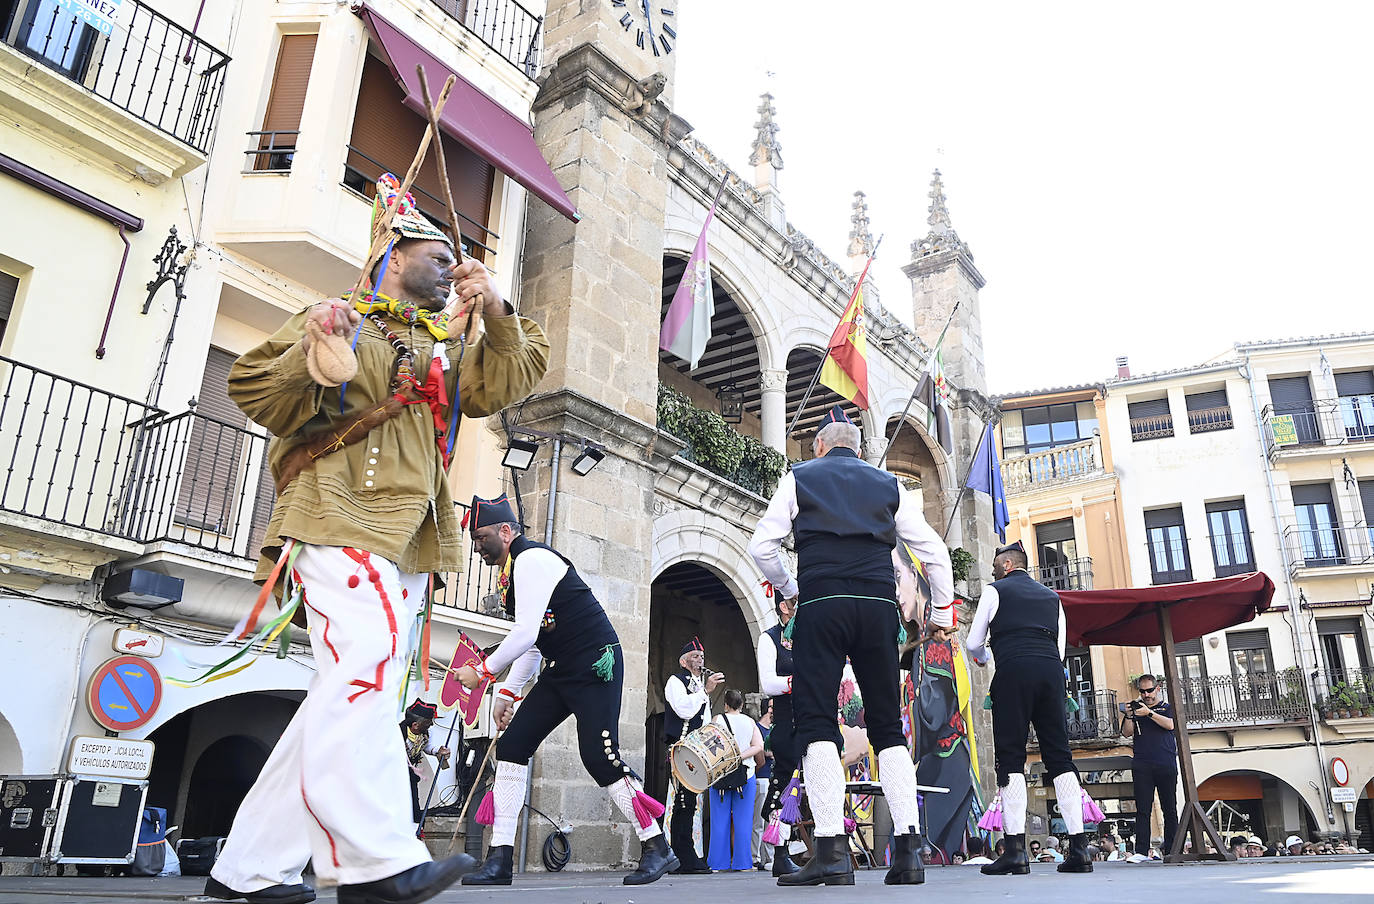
xmin=97 ymin=226 xmax=133 ymax=360
xmin=1243 ymin=353 xmax=1335 ymax=827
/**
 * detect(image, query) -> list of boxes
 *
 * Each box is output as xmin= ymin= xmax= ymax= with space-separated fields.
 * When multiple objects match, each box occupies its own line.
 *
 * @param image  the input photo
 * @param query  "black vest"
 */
xmin=987 ymin=570 xmax=1062 ymax=663
xmin=505 ymin=534 xmax=617 ymax=663
xmin=792 ymin=448 xmax=900 ymax=594
xmin=663 ymin=669 xmax=707 ymax=742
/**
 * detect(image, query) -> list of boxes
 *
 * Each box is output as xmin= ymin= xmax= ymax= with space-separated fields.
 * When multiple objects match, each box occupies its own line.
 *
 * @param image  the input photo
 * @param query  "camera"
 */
xmin=1118 ymin=700 xmax=1146 ymax=714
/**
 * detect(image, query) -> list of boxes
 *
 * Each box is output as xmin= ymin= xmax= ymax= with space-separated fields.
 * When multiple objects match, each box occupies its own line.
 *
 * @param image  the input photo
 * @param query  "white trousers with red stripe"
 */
xmin=212 ymin=544 xmax=431 ymax=890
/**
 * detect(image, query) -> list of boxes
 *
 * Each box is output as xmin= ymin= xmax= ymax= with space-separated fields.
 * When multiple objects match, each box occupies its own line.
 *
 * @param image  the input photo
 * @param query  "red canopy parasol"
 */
xmin=1059 ymin=571 xmax=1275 ymax=648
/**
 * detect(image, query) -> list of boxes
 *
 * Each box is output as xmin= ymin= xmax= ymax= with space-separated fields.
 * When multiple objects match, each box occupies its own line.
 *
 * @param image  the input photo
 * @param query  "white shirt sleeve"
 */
xmin=484 ymin=548 xmax=567 ymax=677
xmin=965 ymin=583 xmax=999 ymax=665
xmin=665 ymin=673 xmax=710 ymax=720
xmin=497 ymin=648 xmax=542 ymax=698
xmin=894 ymin=485 xmax=955 ymax=628
xmin=748 ymin=471 xmax=799 ymax=600
xmin=1057 ymin=601 xmax=1067 ymax=660
xmin=757 ymin=632 xmax=791 ymax=696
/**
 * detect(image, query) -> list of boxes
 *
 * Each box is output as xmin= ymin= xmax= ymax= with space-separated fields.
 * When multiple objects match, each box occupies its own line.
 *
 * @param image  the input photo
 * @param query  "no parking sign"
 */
xmin=86 ymin=655 xmax=162 ymax=732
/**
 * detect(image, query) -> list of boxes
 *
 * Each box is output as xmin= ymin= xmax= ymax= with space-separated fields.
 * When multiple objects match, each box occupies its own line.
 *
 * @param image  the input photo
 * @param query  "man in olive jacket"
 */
xmin=206 ymin=196 xmax=548 ymax=904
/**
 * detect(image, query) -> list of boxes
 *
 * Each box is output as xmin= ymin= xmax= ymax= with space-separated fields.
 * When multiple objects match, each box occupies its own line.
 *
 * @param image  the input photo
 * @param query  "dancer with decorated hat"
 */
xmin=663 ymin=635 xmax=723 ymax=874
xmin=205 ymin=178 xmax=548 ymax=904
xmin=401 ymin=699 xmax=451 ymax=829
xmin=452 ymin=494 xmax=677 ymax=887
xmin=748 ymin=405 xmax=953 ymax=886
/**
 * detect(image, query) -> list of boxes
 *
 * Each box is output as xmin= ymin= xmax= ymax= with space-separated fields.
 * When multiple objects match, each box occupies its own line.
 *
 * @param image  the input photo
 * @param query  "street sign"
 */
xmin=86 ymin=656 xmax=162 ymax=732
xmin=1331 ymin=756 xmax=1350 ymax=786
xmin=112 ymin=628 xmax=163 ymax=659
xmin=1271 ymin=415 xmax=1298 ymax=446
xmin=1331 ymin=787 xmax=1356 ymax=804
xmin=68 ymin=737 xmax=155 ymax=779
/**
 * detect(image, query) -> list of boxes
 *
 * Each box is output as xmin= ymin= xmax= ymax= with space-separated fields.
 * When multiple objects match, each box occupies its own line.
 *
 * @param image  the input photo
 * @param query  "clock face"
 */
xmin=611 ymin=0 xmax=677 ymax=56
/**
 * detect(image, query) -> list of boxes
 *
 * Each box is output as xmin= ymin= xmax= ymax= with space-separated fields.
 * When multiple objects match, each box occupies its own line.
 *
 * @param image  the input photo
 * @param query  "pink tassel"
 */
xmin=977 ymin=794 xmax=1003 ymax=831
xmin=779 ymin=772 xmax=803 ymax=825
xmin=762 ymin=817 xmax=782 ymax=846
xmin=475 ymin=790 xmax=495 ymax=826
xmin=1082 ymin=792 xmax=1105 ymax=824
xmin=631 ymin=786 xmax=665 ymax=830
xmin=843 ymin=817 xmax=857 ymax=834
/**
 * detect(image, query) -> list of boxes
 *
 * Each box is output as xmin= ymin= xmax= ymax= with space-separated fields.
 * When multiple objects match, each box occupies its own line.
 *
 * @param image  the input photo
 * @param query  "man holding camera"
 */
xmin=1120 ymin=674 xmax=1177 ymax=858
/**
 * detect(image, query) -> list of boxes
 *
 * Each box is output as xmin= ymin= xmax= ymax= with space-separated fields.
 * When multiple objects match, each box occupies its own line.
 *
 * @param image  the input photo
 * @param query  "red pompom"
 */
xmin=366 ymin=568 xmax=380 ymax=582
xmin=347 ymin=575 xmax=360 ymax=589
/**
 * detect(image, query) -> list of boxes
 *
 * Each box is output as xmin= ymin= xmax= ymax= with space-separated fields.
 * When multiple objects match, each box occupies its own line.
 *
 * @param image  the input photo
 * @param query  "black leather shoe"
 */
xmin=624 ymin=834 xmax=678 ymax=885
xmin=771 ymin=845 xmax=799 ymax=877
xmin=204 ymin=876 xmax=317 ymax=903
xmin=669 ymin=859 xmax=712 ymax=875
xmin=337 ymin=854 xmax=477 ymax=904
xmin=1058 ymin=833 xmax=1094 ymax=873
xmin=461 ymin=845 xmax=513 ymax=886
xmin=778 ymin=835 xmax=853 ymax=887
xmin=981 ymin=834 xmax=1030 ymax=876
xmin=885 ymin=832 xmax=925 ymax=885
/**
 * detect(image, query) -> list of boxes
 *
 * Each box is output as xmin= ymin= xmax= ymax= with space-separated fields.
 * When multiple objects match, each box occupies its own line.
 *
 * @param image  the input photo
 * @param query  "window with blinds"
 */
xmin=0 ymin=270 xmax=17 ymax=346
xmin=1335 ymin=371 xmax=1374 ymax=440
xmin=175 ymin=349 xmax=248 ymax=535
xmin=1185 ymin=388 xmax=1232 ymax=433
xmin=1145 ymin=506 xmax=1191 ymax=584
xmin=343 ymin=52 xmax=496 ymax=261
xmin=1128 ymin=397 xmax=1173 ymax=441
xmin=254 ymin=33 xmax=317 ymax=172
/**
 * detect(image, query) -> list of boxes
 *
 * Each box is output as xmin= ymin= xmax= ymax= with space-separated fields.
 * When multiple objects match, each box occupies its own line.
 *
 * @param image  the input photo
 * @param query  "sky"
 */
xmin=670 ymin=1 xmax=1373 ymax=394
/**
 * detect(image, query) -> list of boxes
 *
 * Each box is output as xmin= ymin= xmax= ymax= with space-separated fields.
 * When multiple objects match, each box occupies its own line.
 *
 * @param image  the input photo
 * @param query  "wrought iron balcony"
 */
xmin=1129 ymin=412 xmax=1174 ymax=441
xmin=1315 ymin=667 xmax=1374 ymax=719
xmin=1262 ymin=396 xmax=1374 ymax=457
xmin=1031 ymin=556 xmax=1093 ymax=591
xmin=1282 ymin=523 xmax=1374 ymax=575
xmin=429 ymin=0 xmax=543 ymax=80
xmin=1186 ymin=405 xmax=1233 ymax=433
xmin=2 ymin=0 xmax=229 ymax=153
xmin=431 ymin=501 xmax=511 ymax=622
xmin=1000 ymin=438 xmax=1103 ymax=492
xmin=1166 ymin=671 xmax=1311 ymax=727
xmin=1028 ymin=688 xmax=1119 ymax=746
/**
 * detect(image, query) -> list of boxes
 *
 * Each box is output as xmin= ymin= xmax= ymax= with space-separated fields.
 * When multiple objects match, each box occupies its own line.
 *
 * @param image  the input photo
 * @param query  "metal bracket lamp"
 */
xmin=501 ymin=436 xmax=540 ymax=471
xmin=505 ymin=426 xmax=605 ymax=477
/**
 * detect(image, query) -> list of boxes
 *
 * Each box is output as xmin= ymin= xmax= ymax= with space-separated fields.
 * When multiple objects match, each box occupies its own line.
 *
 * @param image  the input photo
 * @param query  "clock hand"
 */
xmin=640 ymin=0 xmax=655 ymax=40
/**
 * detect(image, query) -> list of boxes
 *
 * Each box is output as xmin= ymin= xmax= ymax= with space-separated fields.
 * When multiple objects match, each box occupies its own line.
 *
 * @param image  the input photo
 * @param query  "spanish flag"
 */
xmin=819 ymin=258 xmax=873 ymax=409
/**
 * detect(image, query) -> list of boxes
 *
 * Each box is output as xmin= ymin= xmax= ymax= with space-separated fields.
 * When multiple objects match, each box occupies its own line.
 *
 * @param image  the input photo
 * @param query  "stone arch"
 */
xmin=182 ymin=734 xmax=271 ymax=837
xmin=663 ymin=228 xmax=782 ymax=371
xmin=651 ymin=506 xmax=769 ymax=633
xmin=1193 ymin=762 xmax=1326 ymax=842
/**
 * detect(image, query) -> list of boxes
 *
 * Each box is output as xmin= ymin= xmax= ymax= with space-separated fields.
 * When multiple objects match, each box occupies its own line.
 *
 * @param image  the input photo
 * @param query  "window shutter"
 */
xmin=0 ymin=271 xmax=17 ymax=321
xmin=1036 ymin=518 xmax=1075 ymax=543
xmin=1144 ymin=507 xmax=1185 ymax=529
xmin=1335 ymin=371 xmax=1374 ymax=396
xmin=1317 ymin=617 xmax=1362 ymax=635
xmin=1268 ymin=376 xmax=1314 ymax=411
xmin=1359 ymin=479 xmax=1374 ymax=524
xmin=1185 ymin=389 xmax=1228 ymax=412
xmin=176 ymin=350 xmax=247 ymax=533
xmin=261 ymin=34 xmax=317 ymax=133
xmin=1292 ymin=483 xmax=1335 ymax=507
xmin=1175 ymin=639 xmax=1203 ymax=656
xmin=1129 ymin=398 xmax=1170 ymax=419
xmin=1226 ymin=629 xmax=1269 ymax=651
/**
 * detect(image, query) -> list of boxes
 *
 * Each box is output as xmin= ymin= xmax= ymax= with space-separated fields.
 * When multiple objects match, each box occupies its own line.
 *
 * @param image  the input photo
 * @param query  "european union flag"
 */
xmin=966 ymin=426 xmax=1009 ymax=543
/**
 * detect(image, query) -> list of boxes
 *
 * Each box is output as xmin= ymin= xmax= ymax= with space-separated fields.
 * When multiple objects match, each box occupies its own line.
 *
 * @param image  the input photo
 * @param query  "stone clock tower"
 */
xmin=513 ymin=0 xmax=690 ymax=870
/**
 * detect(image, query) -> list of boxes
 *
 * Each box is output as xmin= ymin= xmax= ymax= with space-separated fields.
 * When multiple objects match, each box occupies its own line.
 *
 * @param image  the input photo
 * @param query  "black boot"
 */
xmin=981 ymin=834 xmax=1030 ymax=876
xmin=461 ymin=845 xmax=513 ymax=886
xmin=1058 ymin=833 xmax=1093 ymax=873
xmin=204 ymin=877 xmax=317 ymax=904
xmin=337 ymin=853 xmax=477 ymax=904
xmin=771 ymin=844 xmax=799 ymax=877
xmin=884 ymin=832 xmax=925 ymax=885
xmin=624 ymin=834 xmax=678 ymax=885
xmin=778 ymin=835 xmax=853 ymax=887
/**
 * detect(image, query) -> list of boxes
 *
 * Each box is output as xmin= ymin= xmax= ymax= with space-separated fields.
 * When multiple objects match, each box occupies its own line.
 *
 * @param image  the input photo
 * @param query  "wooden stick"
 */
xmin=416 ymin=64 xmax=484 ymax=340
xmin=444 ymin=733 xmax=500 ymax=856
xmin=344 ymin=73 xmax=456 ymax=306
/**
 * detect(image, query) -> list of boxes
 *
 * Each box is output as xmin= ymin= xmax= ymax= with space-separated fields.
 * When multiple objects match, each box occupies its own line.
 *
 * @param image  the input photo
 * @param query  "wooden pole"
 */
xmin=443 ymin=732 xmax=500 ymax=856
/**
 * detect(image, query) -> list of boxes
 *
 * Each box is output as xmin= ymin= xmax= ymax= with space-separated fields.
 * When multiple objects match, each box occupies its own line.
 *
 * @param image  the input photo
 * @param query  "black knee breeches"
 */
xmin=990 ymin=656 xmax=1076 ymax=786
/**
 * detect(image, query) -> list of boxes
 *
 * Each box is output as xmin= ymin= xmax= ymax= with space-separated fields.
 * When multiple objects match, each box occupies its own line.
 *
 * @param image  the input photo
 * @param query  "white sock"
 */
xmin=802 ymin=741 xmax=846 ymax=836
xmin=491 ymin=760 xmax=528 ymax=847
xmin=1053 ymin=771 xmax=1084 ymax=835
xmin=606 ymin=777 xmax=662 ymax=841
xmin=1002 ymin=773 xmax=1027 ymax=835
xmin=876 ymin=746 xmax=921 ymax=836
xmin=777 ymin=822 xmax=791 ymax=843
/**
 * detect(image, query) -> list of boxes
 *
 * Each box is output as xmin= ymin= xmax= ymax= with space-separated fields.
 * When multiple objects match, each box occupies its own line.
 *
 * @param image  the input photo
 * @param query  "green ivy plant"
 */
xmin=657 ymin=384 xmax=788 ymax=496
xmin=949 ymin=546 xmax=975 ymax=584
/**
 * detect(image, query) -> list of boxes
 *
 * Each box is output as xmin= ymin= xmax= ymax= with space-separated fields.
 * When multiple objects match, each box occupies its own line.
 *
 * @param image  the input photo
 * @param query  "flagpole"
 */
xmin=941 ymin=417 xmax=990 ymax=541
xmin=785 ymin=235 xmax=884 ymax=438
xmin=877 ymin=299 xmax=961 ymax=468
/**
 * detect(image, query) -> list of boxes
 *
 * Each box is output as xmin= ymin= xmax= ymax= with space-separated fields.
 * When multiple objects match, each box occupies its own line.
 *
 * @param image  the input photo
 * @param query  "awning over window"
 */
xmin=357 ymin=6 xmax=579 ymax=223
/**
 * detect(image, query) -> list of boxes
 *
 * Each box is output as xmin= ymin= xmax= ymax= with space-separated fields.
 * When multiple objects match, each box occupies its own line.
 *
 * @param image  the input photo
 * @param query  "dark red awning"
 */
xmin=1060 ymin=572 xmax=1276 ymax=647
xmin=358 ymin=6 xmax=579 ymax=222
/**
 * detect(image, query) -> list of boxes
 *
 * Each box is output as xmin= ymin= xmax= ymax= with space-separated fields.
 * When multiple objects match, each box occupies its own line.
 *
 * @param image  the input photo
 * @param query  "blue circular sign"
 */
xmin=87 ymin=655 xmax=162 ymax=731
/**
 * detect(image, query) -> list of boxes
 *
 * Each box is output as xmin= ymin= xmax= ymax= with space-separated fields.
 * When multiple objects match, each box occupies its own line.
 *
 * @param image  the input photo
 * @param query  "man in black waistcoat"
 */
xmin=454 ymin=494 xmax=676 ymax=887
xmin=755 ymin=594 xmax=801 ymax=876
xmin=965 ymin=540 xmax=1092 ymax=876
xmin=663 ymin=637 xmax=722 ymax=874
xmin=749 ymin=407 xmax=953 ymax=887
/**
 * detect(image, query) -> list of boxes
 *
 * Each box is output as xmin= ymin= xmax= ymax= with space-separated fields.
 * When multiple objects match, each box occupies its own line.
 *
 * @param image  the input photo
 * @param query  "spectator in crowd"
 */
xmin=1028 ymin=839 xmax=1043 ymax=860
xmin=708 ymin=689 xmax=765 ymax=872
xmin=951 ymin=852 xmax=966 ymax=865
xmin=1245 ymin=835 xmax=1264 ymax=859
xmin=964 ymin=838 xmax=993 ymax=866
xmin=1041 ymin=836 xmax=1065 ymax=863
xmin=1119 ymin=674 xmax=1178 ymax=859
xmin=1285 ymin=835 xmax=1304 ymax=856
xmin=753 ymin=699 xmax=775 ymax=870
xmin=994 ymin=839 xmax=1007 ymax=858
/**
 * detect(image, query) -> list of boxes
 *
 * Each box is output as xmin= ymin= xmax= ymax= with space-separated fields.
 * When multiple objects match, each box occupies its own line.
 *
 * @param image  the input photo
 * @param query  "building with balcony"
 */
xmin=1106 ymin=332 xmax=1374 ymax=849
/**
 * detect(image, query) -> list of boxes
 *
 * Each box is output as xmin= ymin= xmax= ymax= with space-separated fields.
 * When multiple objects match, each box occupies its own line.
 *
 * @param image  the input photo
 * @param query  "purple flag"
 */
xmin=660 ymin=194 xmax=719 ymax=368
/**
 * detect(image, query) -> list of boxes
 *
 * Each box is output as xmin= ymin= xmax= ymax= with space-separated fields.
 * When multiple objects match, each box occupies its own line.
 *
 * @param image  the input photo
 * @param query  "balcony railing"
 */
xmin=1282 ymin=523 xmax=1374 ymax=574
xmin=429 ymin=0 xmax=543 ymax=80
xmin=1166 ymin=672 xmax=1310 ymax=727
xmin=1129 ymin=413 xmax=1174 ymax=441
xmin=1263 ymin=396 xmax=1374 ymax=456
xmin=432 ymin=501 xmax=510 ymax=621
xmin=1316 ymin=667 xmax=1374 ymax=718
xmin=2 ymin=0 xmax=230 ymax=153
xmin=1029 ymin=689 xmax=1118 ymax=745
xmin=1000 ymin=438 xmax=1102 ymax=492
xmin=1187 ymin=405 xmax=1233 ymax=433
xmin=1031 ymin=556 xmax=1093 ymax=591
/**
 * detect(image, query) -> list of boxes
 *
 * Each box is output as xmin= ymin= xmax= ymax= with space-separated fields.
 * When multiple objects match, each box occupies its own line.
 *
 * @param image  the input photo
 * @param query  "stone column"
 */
xmin=863 ymin=436 xmax=886 ymax=465
xmin=760 ymin=368 xmax=788 ymax=454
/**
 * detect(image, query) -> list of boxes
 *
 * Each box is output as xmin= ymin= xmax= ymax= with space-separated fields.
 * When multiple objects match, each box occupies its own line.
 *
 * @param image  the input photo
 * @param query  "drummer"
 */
xmin=453 ymin=494 xmax=676 ymax=886
xmin=664 ymin=638 xmax=723 ymax=874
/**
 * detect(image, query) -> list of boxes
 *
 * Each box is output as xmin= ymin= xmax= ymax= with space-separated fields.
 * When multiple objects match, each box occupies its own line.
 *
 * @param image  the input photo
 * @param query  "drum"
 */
xmin=670 ymin=723 xmax=742 ymax=793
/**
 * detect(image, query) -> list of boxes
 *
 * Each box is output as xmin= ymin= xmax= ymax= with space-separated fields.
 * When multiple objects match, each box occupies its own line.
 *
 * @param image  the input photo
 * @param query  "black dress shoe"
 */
xmin=771 ymin=845 xmax=799 ymax=877
xmin=204 ymin=876 xmax=317 ymax=903
xmin=337 ymin=854 xmax=477 ymax=904
xmin=778 ymin=835 xmax=853 ymax=887
xmin=884 ymin=832 xmax=925 ymax=885
xmin=461 ymin=845 xmax=513 ymax=886
xmin=981 ymin=834 xmax=1030 ymax=876
xmin=1058 ymin=833 xmax=1094 ymax=873
xmin=669 ymin=859 xmax=712 ymax=875
xmin=624 ymin=834 xmax=678 ymax=885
